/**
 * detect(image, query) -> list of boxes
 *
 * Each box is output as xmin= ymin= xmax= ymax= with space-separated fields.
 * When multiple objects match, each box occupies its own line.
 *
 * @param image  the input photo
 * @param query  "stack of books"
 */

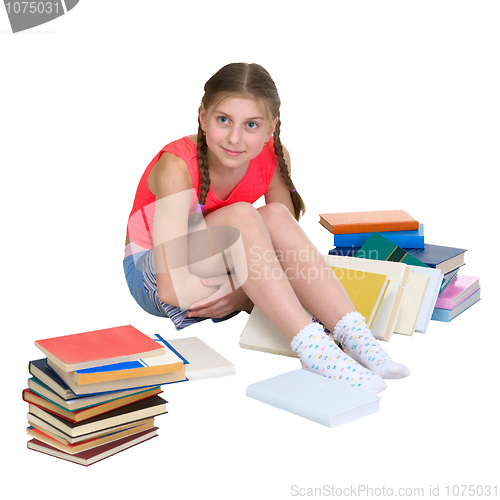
xmin=322 ymin=209 xmax=480 ymax=326
xmin=25 ymin=325 xmax=186 ymax=466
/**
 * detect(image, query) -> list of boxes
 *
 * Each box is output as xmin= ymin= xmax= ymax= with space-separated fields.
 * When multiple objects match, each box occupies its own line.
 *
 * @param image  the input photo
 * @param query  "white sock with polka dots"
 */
xmin=290 ymin=323 xmax=387 ymax=394
xmin=333 ymin=312 xmax=411 ymax=379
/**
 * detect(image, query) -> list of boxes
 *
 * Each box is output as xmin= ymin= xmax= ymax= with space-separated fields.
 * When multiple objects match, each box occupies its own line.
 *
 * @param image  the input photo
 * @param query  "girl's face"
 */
xmin=200 ymin=96 xmax=277 ymax=171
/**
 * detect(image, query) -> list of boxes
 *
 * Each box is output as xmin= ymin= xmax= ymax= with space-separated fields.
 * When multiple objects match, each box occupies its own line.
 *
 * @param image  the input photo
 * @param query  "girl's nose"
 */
xmin=228 ymin=126 xmax=241 ymax=144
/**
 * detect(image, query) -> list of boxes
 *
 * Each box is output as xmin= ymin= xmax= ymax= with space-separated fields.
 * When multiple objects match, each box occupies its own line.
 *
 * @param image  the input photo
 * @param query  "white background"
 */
xmin=1 ymin=1 xmax=499 ymax=498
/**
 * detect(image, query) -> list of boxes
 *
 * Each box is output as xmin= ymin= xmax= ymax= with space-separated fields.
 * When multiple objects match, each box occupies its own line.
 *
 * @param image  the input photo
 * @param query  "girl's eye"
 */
xmin=247 ymin=121 xmax=259 ymax=129
xmin=218 ymin=116 xmax=230 ymax=124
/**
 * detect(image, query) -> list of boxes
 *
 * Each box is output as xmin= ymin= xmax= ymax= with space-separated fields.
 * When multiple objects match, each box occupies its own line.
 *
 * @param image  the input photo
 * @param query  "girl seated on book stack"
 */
xmin=124 ymin=62 xmax=410 ymax=394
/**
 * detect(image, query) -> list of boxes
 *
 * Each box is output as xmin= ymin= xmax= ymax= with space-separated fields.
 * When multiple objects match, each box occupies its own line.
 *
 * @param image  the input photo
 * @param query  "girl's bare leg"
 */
xmin=257 ymin=203 xmax=410 ymax=379
xmin=202 ymin=202 xmax=312 ymax=340
xmin=257 ymin=203 xmax=355 ymax=332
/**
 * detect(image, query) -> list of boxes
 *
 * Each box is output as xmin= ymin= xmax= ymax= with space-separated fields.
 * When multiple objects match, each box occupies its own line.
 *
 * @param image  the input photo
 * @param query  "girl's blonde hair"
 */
xmin=197 ymin=63 xmax=305 ymax=220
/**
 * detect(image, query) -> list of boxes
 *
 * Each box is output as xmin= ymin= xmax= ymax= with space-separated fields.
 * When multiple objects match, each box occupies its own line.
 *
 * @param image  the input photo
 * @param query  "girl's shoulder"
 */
xmin=149 ymin=137 xmax=196 ymax=197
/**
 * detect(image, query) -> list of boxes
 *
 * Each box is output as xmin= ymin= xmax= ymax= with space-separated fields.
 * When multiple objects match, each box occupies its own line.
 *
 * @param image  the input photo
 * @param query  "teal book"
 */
xmin=355 ymin=232 xmax=429 ymax=268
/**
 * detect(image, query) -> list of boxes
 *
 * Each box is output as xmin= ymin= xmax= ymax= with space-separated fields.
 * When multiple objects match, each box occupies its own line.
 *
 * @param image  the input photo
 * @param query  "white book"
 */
xmin=246 ymin=369 xmax=381 ymax=428
xmin=240 ymin=306 xmax=299 ymax=358
xmin=166 ymin=337 xmax=235 ymax=380
xmin=410 ymin=266 xmax=442 ymax=333
xmin=394 ymin=272 xmax=429 ymax=335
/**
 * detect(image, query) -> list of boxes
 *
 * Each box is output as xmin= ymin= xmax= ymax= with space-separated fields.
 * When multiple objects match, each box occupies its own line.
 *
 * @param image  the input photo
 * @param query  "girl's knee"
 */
xmin=258 ymin=202 xmax=295 ymax=228
xmin=208 ymin=202 xmax=263 ymax=227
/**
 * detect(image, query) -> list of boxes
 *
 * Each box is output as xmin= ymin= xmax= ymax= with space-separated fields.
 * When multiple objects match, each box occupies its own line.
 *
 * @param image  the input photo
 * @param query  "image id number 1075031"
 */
xmin=5 ymin=2 xmax=61 ymax=14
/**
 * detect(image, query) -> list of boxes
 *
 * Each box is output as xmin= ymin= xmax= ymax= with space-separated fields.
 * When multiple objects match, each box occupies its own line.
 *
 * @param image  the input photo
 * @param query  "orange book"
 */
xmin=35 ymin=325 xmax=165 ymax=372
xmin=319 ymin=210 xmax=419 ymax=235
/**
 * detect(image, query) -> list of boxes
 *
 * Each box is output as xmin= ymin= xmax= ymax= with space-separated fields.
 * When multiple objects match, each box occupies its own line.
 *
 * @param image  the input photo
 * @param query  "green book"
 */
xmin=355 ymin=232 xmax=429 ymax=268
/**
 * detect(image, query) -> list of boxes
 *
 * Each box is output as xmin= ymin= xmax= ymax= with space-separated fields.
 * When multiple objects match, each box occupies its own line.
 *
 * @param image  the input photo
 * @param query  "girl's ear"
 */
xmin=199 ymin=103 xmax=206 ymax=131
xmin=268 ymin=116 xmax=279 ymax=140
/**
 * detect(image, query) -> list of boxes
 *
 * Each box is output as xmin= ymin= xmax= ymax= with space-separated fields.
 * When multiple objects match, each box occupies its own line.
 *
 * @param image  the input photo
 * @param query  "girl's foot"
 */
xmin=333 ymin=312 xmax=411 ymax=379
xmin=291 ymin=323 xmax=387 ymax=394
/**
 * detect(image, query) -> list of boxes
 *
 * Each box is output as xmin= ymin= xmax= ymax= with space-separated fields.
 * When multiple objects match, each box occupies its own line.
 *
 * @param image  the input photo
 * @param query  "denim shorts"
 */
xmin=123 ymin=249 xmax=239 ymax=330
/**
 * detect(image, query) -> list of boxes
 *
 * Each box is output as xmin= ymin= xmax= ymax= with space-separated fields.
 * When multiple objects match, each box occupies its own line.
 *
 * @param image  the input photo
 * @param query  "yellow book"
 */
xmin=331 ymin=267 xmax=389 ymax=328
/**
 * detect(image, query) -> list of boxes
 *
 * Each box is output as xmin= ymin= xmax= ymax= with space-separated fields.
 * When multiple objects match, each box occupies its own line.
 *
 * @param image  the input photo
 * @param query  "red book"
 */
xmin=35 ymin=325 xmax=165 ymax=372
xmin=27 ymin=428 xmax=158 ymax=466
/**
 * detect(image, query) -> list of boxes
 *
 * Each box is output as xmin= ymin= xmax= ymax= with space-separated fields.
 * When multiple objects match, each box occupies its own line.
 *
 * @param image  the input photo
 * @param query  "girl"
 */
xmin=124 ymin=62 xmax=410 ymax=394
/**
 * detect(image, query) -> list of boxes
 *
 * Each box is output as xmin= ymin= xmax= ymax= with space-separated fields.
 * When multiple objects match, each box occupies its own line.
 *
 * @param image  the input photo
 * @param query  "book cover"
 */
xmin=27 ymin=377 xmax=161 ymax=411
xmin=355 ymin=232 xmax=429 ymax=268
xmin=27 ymin=428 xmax=158 ymax=466
xmin=331 ymin=267 xmax=389 ymax=328
xmin=26 ymin=420 xmax=156 ymax=455
xmin=27 ymin=395 xmax=168 ymax=438
xmin=329 ymin=247 xmax=361 ymax=257
xmin=393 ymin=272 xmax=429 ymax=335
xmin=410 ymin=244 xmax=467 ymax=275
xmin=325 ymin=255 xmax=410 ymax=341
xmin=319 ymin=210 xmax=419 ymax=235
xmin=435 ymin=275 xmax=480 ymax=309
xmin=23 ymin=387 xmax=162 ymax=423
xmin=440 ymin=269 xmax=460 ymax=292
xmin=432 ymin=289 xmax=481 ymax=322
xmin=35 ymin=325 xmax=165 ymax=372
xmin=27 ymin=413 xmax=155 ymax=445
xmin=409 ymin=266 xmax=443 ymax=333
xmin=165 ymin=337 xmax=235 ymax=380
xmin=240 ymin=306 xmax=298 ymax=358
xmin=334 ymin=225 xmax=424 ymax=249
xmin=246 ymin=369 xmax=381 ymax=428
xmin=47 ymin=357 xmax=186 ymax=396
xmin=29 ymin=359 xmax=77 ymax=400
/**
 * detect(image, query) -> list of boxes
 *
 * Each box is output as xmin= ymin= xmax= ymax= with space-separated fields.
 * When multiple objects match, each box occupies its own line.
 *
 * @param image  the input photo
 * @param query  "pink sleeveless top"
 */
xmin=126 ymin=136 xmax=277 ymax=250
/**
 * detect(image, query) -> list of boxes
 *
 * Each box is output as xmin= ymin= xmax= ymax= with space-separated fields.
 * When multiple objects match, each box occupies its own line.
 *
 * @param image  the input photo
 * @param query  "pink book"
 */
xmin=435 ymin=275 xmax=480 ymax=310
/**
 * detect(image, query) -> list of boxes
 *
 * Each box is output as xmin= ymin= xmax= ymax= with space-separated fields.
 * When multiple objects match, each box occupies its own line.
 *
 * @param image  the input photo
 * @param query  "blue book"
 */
xmin=431 ymin=289 xmax=480 ymax=322
xmin=334 ymin=225 xmax=425 ymax=249
xmin=74 ymin=334 xmax=188 ymax=383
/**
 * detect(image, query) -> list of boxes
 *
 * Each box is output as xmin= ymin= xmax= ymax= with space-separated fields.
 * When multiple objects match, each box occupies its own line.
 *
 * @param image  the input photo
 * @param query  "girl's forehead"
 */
xmin=208 ymin=95 xmax=272 ymax=120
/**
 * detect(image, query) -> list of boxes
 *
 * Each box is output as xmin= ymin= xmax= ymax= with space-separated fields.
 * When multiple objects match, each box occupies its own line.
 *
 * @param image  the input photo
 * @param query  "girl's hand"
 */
xmin=188 ymin=275 xmax=250 ymax=319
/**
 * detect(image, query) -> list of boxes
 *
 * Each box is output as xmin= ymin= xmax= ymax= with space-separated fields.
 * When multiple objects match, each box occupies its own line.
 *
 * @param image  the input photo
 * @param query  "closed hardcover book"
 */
xmin=432 ymin=289 xmax=481 ymax=322
xmin=334 ymin=225 xmax=424 ymax=249
xmin=246 ymin=369 xmax=381 ymax=428
xmin=23 ymin=387 xmax=162 ymax=423
xmin=47 ymin=357 xmax=186 ymax=396
xmin=331 ymin=267 xmax=389 ymax=328
xmin=410 ymin=266 xmax=443 ymax=333
xmin=27 ymin=428 xmax=158 ymax=466
xmin=393 ymin=272 xmax=429 ymax=335
xmin=410 ymin=244 xmax=467 ymax=275
xmin=319 ymin=210 xmax=419 ymax=235
xmin=26 ymin=420 xmax=156 ymax=455
xmin=435 ymin=275 xmax=480 ymax=309
xmin=325 ymin=255 xmax=410 ymax=341
xmin=165 ymin=337 xmax=235 ymax=380
xmin=27 ymin=395 xmax=168 ymax=438
xmin=27 ymin=377 xmax=161 ymax=412
xmin=355 ymin=232 xmax=429 ymax=268
xmin=35 ymin=325 xmax=165 ymax=372
xmin=73 ymin=335 xmax=185 ymax=385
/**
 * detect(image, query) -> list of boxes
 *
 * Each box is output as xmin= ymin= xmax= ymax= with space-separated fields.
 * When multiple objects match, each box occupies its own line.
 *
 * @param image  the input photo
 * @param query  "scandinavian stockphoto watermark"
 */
xmin=3 ymin=0 xmax=79 ymax=32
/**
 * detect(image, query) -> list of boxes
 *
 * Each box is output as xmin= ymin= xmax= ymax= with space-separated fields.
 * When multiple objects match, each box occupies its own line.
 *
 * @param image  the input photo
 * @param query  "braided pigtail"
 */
xmin=196 ymin=115 xmax=211 ymax=218
xmin=273 ymin=116 xmax=306 ymax=220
